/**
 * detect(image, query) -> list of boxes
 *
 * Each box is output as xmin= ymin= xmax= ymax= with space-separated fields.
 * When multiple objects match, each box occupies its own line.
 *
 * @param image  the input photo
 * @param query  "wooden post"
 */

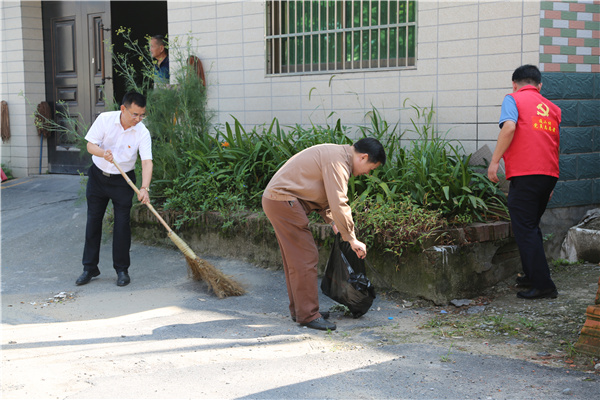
xmin=574 ymin=275 xmax=600 ymax=356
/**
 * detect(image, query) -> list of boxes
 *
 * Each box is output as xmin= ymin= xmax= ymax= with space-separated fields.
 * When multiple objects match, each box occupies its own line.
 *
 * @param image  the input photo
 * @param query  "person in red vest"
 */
xmin=488 ymin=64 xmax=561 ymax=300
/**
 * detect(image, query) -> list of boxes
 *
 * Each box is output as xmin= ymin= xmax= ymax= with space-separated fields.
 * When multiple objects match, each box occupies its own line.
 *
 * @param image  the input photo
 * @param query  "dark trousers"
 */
xmin=508 ymin=175 xmax=557 ymax=290
xmin=82 ymin=164 xmax=136 ymax=273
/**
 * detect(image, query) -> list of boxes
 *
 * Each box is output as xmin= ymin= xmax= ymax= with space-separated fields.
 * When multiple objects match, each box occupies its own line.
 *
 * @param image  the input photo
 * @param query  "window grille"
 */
xmin=266 ymin=0 xmax=417 ymax=75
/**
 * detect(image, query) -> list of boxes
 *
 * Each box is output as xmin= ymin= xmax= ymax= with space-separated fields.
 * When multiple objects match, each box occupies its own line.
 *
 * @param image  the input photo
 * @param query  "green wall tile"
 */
xmin=555 ymin=100 xmax=579 ymax=126
xmin=540 ymin=54 xmax=553 ymax=63
xmin=541 ymin=72 xmax=565 ymax=99
xmin=540 ymin=19 xmax=554 ymax=28
xmin=564 ymin=73 xmax=595 ymax=99
xmin=586 ymin=3 xmax=600 ymax=13
xmin=594 ymin=127 xmax=600 ymax=152
xmin=593 ymin=179 xmax=600 ymax=204
xmin=583 ymin=56 xmax=600 ymax=65
xmin=560 ymin=64 xmax=577 ymax=73
xmin=595 ymin=74 xmax=600 ymax=100
xmin=578 ymin=153 xmax=600 ymax=180
xmin=561 ymin=11 xmax=577 ymax=21
xmin=560 ymin=29 xmax=577 ymax=38
xmin=560 ymin=127 xmax=594 ymax=154
xmin=560 ymin=46 xmax=576 ymax=55
xmin=584 ymin=39 xmax=600 ymax=48
xmin=541 ymin=1 xmax=554 ymax=11
xmin=585 ymin=21 xmax=600 ymax=31
xmin=579 ymin=100 xmax=600 ymax=126
xmin=549 ymin=180 xmax=593 ymax=207
xmin=540 ymin=36 xmax=553 ymax=45
xmin=559 ymin=154 xmax=578 ymax=180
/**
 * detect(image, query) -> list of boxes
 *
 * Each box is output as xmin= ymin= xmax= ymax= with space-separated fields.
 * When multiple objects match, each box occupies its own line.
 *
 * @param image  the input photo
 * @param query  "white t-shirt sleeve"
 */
xmin=84 ymin=113 xmax=107 ymax=145
xmin=138 ymin=129 xmax=153 ymax=161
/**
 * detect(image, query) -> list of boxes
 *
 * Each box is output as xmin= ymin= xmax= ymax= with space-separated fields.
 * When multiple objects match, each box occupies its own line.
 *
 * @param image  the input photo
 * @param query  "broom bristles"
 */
xmin=185 ymin=256 xmax=246 ymax=298
xmin=167 ymin=231 xmax=245 ymax=298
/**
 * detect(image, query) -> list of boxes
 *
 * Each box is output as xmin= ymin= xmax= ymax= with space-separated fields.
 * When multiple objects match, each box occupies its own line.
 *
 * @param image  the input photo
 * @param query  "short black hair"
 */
xmin=152 ymin=35 xmax=167 ymax=49
xmin=512 ymin=64 xmax=542 ymax=86
xmin=122 ymin=92 xmax=146 ymax=108
xmin=353 ymin=138 xmax=386 ymax=166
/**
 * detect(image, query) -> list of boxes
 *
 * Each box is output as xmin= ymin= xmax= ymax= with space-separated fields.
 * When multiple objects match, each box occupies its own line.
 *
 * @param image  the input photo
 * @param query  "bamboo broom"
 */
xmin=112 ymin=160 xmax=245 ymax=298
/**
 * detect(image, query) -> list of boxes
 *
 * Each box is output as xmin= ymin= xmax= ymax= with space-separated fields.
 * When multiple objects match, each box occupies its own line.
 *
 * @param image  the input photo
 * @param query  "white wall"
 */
xmin=167 ymin=0 xmax=540 ymax=154
xmin=0 ymin=1 xmax=46 ymax=179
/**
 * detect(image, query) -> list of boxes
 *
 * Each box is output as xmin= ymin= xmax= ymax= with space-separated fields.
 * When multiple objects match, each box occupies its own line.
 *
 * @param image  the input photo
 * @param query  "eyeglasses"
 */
xmin=125 ymin=107 xmax=146 ymax=120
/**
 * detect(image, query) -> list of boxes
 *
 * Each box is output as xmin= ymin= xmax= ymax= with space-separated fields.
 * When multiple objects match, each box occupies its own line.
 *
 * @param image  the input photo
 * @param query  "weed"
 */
xmin=440 ymin=343 xmax=453 ymax=362
xmin=551 ymin=258 xmax=584 ymax=268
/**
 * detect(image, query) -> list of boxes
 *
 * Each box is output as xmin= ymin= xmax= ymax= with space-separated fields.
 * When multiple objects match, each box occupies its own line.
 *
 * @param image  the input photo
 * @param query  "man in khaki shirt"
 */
xmin=262 ymin=138 xmax=386 ymax=331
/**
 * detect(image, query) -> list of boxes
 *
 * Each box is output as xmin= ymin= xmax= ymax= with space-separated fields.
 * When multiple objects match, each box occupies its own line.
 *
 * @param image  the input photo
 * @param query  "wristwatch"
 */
xmin=141 ymin=187 xmax=150 ymax=192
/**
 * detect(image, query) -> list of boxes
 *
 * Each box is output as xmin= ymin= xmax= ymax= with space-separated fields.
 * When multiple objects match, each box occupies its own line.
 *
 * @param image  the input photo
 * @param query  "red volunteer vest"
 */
xmin=503 ymin=86 xmax=561 ymax=179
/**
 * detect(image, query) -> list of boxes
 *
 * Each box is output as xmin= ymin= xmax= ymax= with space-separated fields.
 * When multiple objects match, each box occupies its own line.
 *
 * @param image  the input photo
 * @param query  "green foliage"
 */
xmin=551 ymin=258 xmax=584 ymax=268
xmin=1 ymin=164 xmax=13 ymax=180
xmin=163 ymin=117 xmax=354 ymax=227
xmin=111 ymin=27 xmax=158 ymax=94
xmin=351 ymin=195 xmax=448 ymax=257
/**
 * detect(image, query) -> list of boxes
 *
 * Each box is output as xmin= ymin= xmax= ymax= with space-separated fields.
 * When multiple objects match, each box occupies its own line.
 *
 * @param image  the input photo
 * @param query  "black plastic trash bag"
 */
xmin=321 ymin=233 xmax=376 ymax=318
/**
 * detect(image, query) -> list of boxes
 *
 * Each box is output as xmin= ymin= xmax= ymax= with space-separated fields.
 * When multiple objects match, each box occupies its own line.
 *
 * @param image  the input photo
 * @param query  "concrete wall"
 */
xmin=167 ymin=0 xmax=540 ymax=156
xmin=0 ymin=1 xmax=47 ymax=178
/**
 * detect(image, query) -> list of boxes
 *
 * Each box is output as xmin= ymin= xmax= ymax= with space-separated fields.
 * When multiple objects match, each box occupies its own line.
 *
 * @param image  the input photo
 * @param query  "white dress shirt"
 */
xmin=85 ymin=111 xmax=152 ymax=174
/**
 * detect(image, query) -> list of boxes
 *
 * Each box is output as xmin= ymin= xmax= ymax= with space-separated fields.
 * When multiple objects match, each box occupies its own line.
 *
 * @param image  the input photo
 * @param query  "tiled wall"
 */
xmin=544 ymin=72 xmax=600 ymax=207
xmin=539 ymin=1 xmax=600 ymax=208
xmin=0 ymin=1 xmax=46 ymax=178
xmin=539 ymin=0 xmax=600 ymax=73
xmin=167 ymin=0 xmax=541 ymax=156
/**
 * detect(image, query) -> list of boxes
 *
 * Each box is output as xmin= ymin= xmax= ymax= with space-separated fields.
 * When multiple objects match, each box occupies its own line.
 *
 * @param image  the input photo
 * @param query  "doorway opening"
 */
xmin=110 ymin=1 xmax=168 ymax=104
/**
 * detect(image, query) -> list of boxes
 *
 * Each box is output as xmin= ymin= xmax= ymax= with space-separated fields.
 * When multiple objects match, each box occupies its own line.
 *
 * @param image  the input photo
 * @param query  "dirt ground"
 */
xmin=327 ymin=261 xmax=600 ymax=375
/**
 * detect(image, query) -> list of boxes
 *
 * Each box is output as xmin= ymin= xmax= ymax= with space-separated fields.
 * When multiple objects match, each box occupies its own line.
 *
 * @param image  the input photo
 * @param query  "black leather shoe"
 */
xmin=292 ymin=311 xmax=329 ymax=322
xmin=301 ymin=317 xmax=336 ymax=331
xmin=76 ymin=270 xmax=100 ymax=285
xmin=515 ymin=275 xmax=532 ymax=287
xmin=116 ymin=271 xmax=130 ymax=287
xmin=517 ymin=287 xmax=558 ymax=299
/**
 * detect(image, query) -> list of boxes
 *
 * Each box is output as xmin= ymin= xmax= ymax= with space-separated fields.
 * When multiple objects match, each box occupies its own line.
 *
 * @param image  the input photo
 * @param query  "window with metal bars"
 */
xmin=266 ymin=0 xmax=417 ymax=75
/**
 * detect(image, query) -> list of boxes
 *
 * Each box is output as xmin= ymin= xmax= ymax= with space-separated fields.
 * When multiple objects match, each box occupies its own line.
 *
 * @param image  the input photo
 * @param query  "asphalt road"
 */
xmin=1 ymin=174 xmax=598 ymax=399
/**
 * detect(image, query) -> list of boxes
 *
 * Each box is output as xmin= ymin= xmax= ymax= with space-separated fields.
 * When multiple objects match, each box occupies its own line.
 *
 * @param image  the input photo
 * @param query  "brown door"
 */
xmin=42 ymin=1 xmax=112 ymax=174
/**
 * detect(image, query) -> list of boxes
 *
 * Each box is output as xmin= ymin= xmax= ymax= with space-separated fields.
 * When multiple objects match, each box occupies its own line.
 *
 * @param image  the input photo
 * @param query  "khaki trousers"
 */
xmin=262 ymin=196 xmax=321 ymax=324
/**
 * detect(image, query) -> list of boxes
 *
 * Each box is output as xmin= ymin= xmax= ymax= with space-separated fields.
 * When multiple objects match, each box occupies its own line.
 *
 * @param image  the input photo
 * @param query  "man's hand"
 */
xmin=137 ymin=188 xmax=150 ymax=205
xmin=487 ymin=161 xmax=500 ymax=183
xmin=103 ymin=149 xmax=114 ymax=163
xmin=349 ymin=239 xmax=367 ymax=259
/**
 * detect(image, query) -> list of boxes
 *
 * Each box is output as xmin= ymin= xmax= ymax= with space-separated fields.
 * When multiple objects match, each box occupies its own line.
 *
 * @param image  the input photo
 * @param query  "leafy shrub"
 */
xmin=351 ymin=195 xmax=449 ymax=258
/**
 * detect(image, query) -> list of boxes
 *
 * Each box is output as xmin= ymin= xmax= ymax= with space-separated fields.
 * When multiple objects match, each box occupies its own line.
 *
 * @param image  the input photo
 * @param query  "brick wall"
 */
xmin=539 ymin=1 xmax=600 ymax=208
xmin=540 ymin=0 xmax=600 ymax=73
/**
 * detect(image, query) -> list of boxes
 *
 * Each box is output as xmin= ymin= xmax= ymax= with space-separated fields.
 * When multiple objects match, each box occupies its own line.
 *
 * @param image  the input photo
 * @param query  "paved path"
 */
xmin=1 ymin=175 xmax=598 ymax=399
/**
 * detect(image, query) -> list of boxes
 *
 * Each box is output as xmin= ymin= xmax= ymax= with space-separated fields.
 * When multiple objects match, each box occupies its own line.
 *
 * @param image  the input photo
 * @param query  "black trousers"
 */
xmin=507 ymin=175 xmax=557 ymax=290
xmin=82 ymin=164 xmax=136 ymax=273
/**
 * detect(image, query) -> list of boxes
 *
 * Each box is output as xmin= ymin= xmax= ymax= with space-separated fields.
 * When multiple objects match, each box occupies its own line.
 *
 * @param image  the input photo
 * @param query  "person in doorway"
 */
xmin=262 ymin=138 xmax=386 ymax=330
xmin=149 ymin=35 xmax=169 ymax=84
xmin=488 ymin=64 xmax=561 ymax=300
xmin=76 ymin=92 xmax=153 ymax=287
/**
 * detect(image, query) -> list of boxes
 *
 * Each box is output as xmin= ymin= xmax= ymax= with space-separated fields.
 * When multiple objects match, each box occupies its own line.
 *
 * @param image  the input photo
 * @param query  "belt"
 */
xmin=94 ymin=164 xmax=123 ymax=178
xmin=102 ymin=171 xmax=122 ymax=177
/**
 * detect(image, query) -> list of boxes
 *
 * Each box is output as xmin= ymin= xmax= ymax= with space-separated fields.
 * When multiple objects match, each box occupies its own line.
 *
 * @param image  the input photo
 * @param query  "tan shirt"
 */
xmin=263 ymin=144 xmax=357 ymax=242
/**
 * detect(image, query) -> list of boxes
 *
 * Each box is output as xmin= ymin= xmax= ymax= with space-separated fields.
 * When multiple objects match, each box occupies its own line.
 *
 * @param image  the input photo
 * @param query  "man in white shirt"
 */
xmin=76 ymin=92 xmax=153 ymax=287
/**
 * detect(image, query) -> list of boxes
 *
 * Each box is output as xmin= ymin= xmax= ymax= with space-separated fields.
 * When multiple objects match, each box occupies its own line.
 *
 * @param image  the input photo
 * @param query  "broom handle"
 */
xmin=111 ymin=160 xmax=173 ymax=234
